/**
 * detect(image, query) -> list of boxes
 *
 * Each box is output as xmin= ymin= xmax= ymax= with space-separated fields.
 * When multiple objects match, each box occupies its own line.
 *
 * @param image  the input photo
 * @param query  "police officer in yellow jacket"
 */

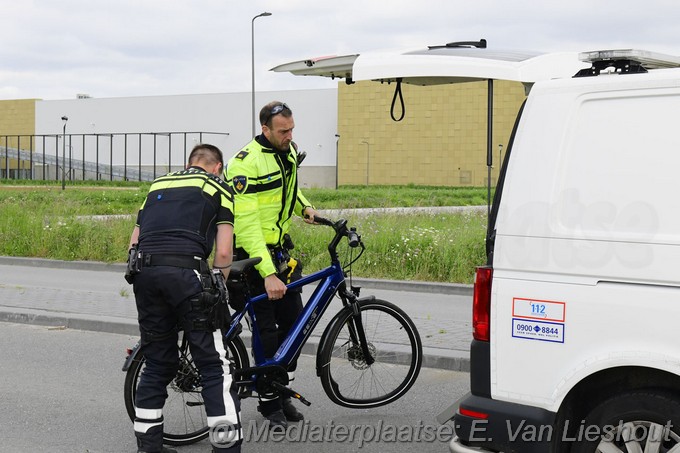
xmin=226 ymin=101 xmax=318 ymax=430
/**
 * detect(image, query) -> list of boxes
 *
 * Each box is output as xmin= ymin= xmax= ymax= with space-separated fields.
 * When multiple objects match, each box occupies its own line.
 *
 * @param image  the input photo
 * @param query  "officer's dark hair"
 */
xmin=188 ymin=144 xmax=224 ymax=167
xmin=260 ymin=101 xmax=292 ymax=128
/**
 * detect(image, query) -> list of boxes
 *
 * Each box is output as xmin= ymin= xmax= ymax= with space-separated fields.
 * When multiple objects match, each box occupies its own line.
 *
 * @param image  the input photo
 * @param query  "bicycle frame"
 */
xmin=224 ymin=260 xmax=347 ymax=367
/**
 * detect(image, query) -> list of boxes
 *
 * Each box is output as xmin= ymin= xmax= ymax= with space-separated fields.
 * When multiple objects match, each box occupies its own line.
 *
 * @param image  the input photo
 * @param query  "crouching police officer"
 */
xmin=127 ymin=144 xmax=241 ymax=453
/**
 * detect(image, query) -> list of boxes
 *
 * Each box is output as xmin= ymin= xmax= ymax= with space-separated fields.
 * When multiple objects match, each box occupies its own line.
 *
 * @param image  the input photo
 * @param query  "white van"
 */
xmin=275 ymin=45 xmax=680 ymax=452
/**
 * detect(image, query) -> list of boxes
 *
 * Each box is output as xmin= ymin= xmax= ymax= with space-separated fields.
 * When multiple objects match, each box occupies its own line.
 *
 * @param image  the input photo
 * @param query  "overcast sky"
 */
xmin=2 ymin=0 xmax=680 ymax=100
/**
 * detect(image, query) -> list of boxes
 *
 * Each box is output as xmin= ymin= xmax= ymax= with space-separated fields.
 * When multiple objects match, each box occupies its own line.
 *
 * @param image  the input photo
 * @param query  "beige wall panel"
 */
xmin=0 ymin=99 xmax=37 ymax=149
xmin=337 ymin=80 xmax=525 ymax=187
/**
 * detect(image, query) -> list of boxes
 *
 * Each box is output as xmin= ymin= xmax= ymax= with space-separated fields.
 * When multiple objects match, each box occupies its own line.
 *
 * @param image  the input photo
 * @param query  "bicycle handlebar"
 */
xmin=347 ymin=229 xmax=360 ymax=248
xmin=311 ymin=216 xmax=363 ymax=262
xmin=312 ymin=216 xmax=334 ymax=227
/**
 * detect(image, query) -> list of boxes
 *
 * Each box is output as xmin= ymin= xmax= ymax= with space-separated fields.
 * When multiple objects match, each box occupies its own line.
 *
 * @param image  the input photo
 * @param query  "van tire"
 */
xmin=570 ymin=390 xmax=680 ymax=453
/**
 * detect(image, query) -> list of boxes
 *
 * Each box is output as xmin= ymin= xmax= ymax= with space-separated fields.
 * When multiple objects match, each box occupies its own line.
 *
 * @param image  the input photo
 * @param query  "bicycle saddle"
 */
xmin=229 ymin=257 xmax=262 ymax=277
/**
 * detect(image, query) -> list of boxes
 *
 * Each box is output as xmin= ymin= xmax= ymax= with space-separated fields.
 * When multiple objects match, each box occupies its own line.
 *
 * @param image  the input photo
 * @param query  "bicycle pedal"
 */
xmin=292 ymin=392 xmax=312 ymax=407
xmin=271 ymin=381 xmax=312 ymax=406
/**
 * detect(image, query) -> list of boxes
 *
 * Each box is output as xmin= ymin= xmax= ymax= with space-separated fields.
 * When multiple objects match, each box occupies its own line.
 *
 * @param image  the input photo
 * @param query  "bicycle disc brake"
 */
xmin=347 ymin=342 xmax=377 ymax=370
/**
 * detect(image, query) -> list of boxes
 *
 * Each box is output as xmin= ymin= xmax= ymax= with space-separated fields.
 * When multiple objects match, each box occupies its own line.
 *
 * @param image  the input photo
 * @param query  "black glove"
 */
xmin=124 ymin=245 xmax=140 ymax=284
xmin=211 ymin=269 xmax=228 ymax=305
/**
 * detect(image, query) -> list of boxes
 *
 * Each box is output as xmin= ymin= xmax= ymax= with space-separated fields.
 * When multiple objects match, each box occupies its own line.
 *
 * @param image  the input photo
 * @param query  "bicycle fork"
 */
xmin=344 ymin=294 xmax=376 ymax=366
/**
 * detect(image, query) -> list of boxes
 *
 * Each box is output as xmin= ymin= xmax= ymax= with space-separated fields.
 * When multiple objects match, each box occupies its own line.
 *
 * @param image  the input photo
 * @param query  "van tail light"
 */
xmin=473 ymin=266 xmax=493 ymax=342
xmin=459 ymin=407 xmax=489 ymax=420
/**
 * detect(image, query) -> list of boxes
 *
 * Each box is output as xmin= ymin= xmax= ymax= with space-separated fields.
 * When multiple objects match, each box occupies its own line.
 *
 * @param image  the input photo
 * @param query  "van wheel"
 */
xmin=570 ymin=391 xmax=680 ymax=453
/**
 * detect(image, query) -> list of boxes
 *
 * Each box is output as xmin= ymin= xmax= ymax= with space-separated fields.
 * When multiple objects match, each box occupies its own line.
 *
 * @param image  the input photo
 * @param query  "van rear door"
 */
xmin=271 ymin=45 xmax=587 ymax=85
xmin=272 ymin=43 xmax=587 ymax=258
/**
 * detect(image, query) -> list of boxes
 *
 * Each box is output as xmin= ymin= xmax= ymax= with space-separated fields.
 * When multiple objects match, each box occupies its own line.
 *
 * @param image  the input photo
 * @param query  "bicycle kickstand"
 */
xmin=270 ymin=381 xmax=312 ymax=407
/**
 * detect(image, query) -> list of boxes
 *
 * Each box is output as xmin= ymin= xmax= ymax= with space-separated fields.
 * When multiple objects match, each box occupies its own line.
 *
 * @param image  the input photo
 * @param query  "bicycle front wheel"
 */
xmin=123 ymin=333 xmax=249 ymax=446
xmin=318 ymin=298 xmax=423 ymax=408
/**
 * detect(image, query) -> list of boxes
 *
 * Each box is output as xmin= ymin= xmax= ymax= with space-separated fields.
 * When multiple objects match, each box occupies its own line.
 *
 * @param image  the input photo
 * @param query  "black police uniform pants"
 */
xmin=133 ymin=266 xmax=241 ymax=452
xmin=246 ymin=272 xmax=303 ymax=415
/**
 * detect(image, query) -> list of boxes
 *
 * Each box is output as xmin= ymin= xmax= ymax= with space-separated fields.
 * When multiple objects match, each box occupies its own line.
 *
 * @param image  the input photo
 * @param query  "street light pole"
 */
xmin=61 ymin=116 xmax=68 ymax=190
xmin=251 ymin=12 xmax=272 ymax=137
xmin=361 ymin=140 xmax=370 ymax=186
xmin=334 ymin=134 xmax=340 ymax=189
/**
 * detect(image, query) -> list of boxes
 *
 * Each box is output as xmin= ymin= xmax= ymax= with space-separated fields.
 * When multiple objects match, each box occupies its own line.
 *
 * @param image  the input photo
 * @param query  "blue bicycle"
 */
xmin=123 ymin=217 xmax=423 ymax=445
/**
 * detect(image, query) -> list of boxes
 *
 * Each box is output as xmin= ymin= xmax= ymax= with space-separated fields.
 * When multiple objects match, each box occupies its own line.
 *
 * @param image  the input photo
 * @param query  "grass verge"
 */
xmin=0 ymin=182 xmax=489 ymax=283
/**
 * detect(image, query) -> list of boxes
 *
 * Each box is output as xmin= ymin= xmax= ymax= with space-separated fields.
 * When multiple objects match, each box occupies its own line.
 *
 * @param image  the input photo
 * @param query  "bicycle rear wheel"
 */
xmin=123 ymin=333 xmax=249 ymax=446
xmin=318 ymin=298 xmax=423 ymax=408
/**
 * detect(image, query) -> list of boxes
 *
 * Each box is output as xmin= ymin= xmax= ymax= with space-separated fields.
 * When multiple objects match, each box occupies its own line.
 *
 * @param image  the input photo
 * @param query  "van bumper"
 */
xmin=441 ymin=393 xmax=557 ymax=453
xmin=449 ymin=435 xmax=495 ymax=452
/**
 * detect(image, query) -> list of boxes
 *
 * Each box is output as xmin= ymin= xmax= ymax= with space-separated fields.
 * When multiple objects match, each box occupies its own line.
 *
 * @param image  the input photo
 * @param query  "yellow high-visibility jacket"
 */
xmin=226 ymin=137 xmax=312 ymax=278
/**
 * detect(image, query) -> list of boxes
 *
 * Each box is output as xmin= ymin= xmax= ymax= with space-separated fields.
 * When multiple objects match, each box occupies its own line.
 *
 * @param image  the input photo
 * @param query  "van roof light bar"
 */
xmin=575 ymin=49 xmax=680 ymax=77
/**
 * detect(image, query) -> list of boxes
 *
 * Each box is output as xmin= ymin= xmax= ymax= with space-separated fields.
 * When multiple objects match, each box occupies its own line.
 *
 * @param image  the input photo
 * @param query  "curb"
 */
xmin=0 ymin=308 xmax=140 ymax=336
xmin=0 ymin=256 xmax=473 ymax=296
xmin=0 ymin=256 xmax=127 ymax=273
xmin=0 ymin=308 xmax=470 ymax=372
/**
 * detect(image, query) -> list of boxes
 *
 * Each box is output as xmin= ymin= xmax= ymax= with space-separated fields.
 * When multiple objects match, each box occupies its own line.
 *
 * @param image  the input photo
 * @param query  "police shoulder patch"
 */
xmin=235 ymin=150 xmax=249 ymax=160
xmin=232 ymin=175 xmax=248 ymax=194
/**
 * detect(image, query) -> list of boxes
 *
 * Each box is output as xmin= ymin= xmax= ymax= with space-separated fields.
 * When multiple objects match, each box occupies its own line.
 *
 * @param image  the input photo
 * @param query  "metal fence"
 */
xmin=0 ymin=131 xmax=230 ymax=182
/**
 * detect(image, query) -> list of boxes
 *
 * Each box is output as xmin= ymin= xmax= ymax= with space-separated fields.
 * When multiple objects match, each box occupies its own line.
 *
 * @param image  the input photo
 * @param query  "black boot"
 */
xmin=213 ymin=442 xmax=241 ymax=452
xmin=136 ymin=423 xmax=177 ymax=453
xmin=263 ymin=409 xmax=288 ymax=431
xmin=282 ymin=396 xmax=304 ymax=422
xmin=137 ymin=447 xmax=178 ymax=453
